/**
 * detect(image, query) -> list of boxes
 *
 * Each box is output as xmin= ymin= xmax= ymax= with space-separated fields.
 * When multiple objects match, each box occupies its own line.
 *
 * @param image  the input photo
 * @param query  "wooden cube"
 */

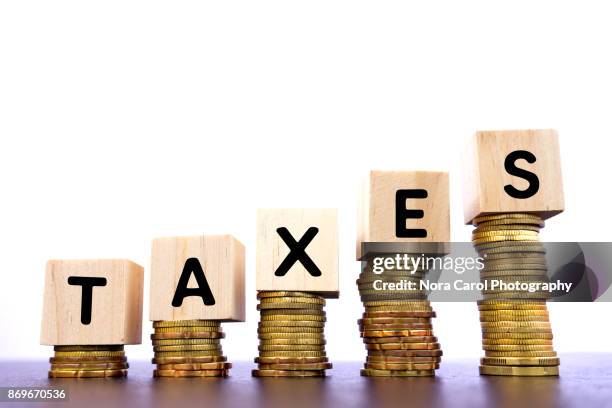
xmin=257 ymin=209 xmax=339 ymax=298
xmin=150 ymin=235 xmax=245 ymax=322
xmin=40 ymin=259 xmax=144 ymax=346
xmin=463 ymin=129 xmax=564 ymax=224
xmin=357 ymin=171 xmax=450 ymax=259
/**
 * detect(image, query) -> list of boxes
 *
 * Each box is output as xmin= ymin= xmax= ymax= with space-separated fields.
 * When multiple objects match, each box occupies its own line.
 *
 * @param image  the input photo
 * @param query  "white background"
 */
xmin=1 ymin=0 xmax=610 ymax=361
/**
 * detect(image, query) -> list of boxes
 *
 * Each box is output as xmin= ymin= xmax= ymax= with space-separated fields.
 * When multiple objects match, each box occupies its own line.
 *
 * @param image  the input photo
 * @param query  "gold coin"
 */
xmin=151 ymin=332 xmax=224 ymax=340
xmin=479 ymin=365 xmax=558 ymax=376
xmin=257 ymin=362 xmax=332 ymax=370
xmin=482 ymin=327 xmax=552 ymax=333
xmin=482 ymin=332 xmax=553 ymax=340
xmin=53 ymin=345 xmax=124 ymax=352
xmin=361 ymin=329 xmax=434 ymax=337
xmin=152 ymin=338 xmax=220 ymax=346
xmin=363 ymin=300 xmax=430 ymax=307
xmin=473 ymin=229 xmax=539 ymax=238
xmin=363 ymin=336 xmax=437 ymax=344
xmin=260 ymin=313 xmax=326 ymax=321
xmin=153 ymin=345 xmax=222 ymax=352
xmin=482 ymin=338 xmax=553 ymax=345
xmin=258 ymin=351 xmax=326 ymax=358
xmin=50 ymin=362 xmax=128 ymax=370
xmin=154 ymin=326 xmax=221 ymax=333
xmin=48 ymin=369 xmax=127 ymax=378
xmin=156 ymin=362 xmax=232 ymax=370
xmin=485 ymin=351 xmax=557 ymax=357
xmin=480 ymin=315 xmax=550 ymax=322
xmin=474 ymin=225 xmax=541 ymax=233
xmin=258 ymin=338 xmax=325 ymax=345
xmin=152 ymin=356 xmax=227 ymax=364
xmin=477 ymin=301 xmax=547 ymax=311
xmin=154 ymin=351 xmax=225 ymax=357
xmin=360 ymin=369 xmax=435 ymax=377
xmin=473 ymin=213 xmax=542 ymax=224
xmin=473 ymin=236 xmax=540 ymax=245
xmin=481 ymin=357 xmax=560 ymax=366
xmin=258 ymin=345 xmax=325 ymax=352
xmin=257 ymin=303 xmax=324 ymax=310
xmin=479 ymin=271 xmax=548 ymax=278
xmin=364 ymin=306 xmax=433 ymax=313
xmin=258 ymin=327 xmax=324 ymax=334
xmin=366 ymin=356 xmax=441 ymax=364
xmin=257 ymin=291 xmax=321 ymax=299
xmin=258 ymin=332 xmax=323 ymax=340
xmin=481 ymin=321 xmax=551 ymax=329
xmin=363 ymin=311 xmax=436 ymax=318
xmin=365 ymin=342 xmax=440 ymax=351
xmin=258 ymin=320 xmax=325 ymax=328
xmin=359 ymin=323 xmax=433 ymax=331
xmin=358 ymin=318 xmax=431 ymax=325
xmin=255 ymin=357 xmax=329 ymax=364
xmin=483 ymin=344 xmax=554 ymax=351
xmin=153 ymin=320 xmax=220 ymax=329
xmin=364 ymin=362 xmax=439 ymax=371
xmin=154 ymin=369 xmax=227 ymax=377
xmin=479 ymin=310 xmax=550 ymax=319
xmin=260 ymin=309 xmax=326 ymax=316
xmin=252 ymin=369 xmax=325 ymax=377
xmin=259 ymin=297 xmax=325 ymax=305
xmin=482 ymin=252 xmax=546 ymax=261
xmin=50 ymin=356 xmax=127 ymax=363
xmin=53 ymin=351 xmax=125 ymax=358
xmin=367 ymin=349 xmax=443 ymax=357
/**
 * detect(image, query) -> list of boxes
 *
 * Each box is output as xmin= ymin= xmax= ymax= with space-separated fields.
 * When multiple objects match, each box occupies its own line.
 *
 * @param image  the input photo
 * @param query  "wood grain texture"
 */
xmin=256 ymin=209 xmax=339 ymax=298
xmin=40 ymin=259 xmax=144 ymax=345
xmin=356 ymin=171 xmax=450 ymax=259
xmin=149 ymin=235 xmax=245 ymax=322
xmin=463 ymin=129 xmax=565 ymax=224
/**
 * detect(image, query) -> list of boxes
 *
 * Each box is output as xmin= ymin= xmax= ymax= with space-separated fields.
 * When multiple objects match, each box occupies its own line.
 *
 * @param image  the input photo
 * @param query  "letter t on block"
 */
xmin=357 ymin=171 xmax=450 ymax=260
xmin=40 ymin=259 xmax=144 ymax=345
xmin=150 ymin=235 xmax=245 ymax=322
xmin=257 ymin=209 xmax=339 ymax=298
xmin=462 ymin=129 xmax=565 ymax=225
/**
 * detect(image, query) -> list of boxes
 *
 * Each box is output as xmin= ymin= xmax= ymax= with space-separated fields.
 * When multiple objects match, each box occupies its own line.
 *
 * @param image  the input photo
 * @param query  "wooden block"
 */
xmin=150 ymin=235 xmax=245 ymax=322
xmin=463 ymin=129 xmax=564 ymax=224
xmin=40 ymin=259 xmax=144 ymax=346
xmin=257 ymin=209 xmax=339 ymax=298
xmin=357 ymin=171 xmax=450 ymax=259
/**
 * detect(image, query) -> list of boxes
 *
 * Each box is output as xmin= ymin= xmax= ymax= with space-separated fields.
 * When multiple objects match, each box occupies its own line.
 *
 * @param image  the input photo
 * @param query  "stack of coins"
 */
xmin=357 ymin=256 xmax=442 ymax=377
xmin=253 ymin=291 xmax=332 ymax=377
xmin=49 ymin=345 xmax=128 ymax=378
xmin=151 ymin=320 xmax=231 ymax=377
xmin=472 ymin=213 xmax=560 ymax=376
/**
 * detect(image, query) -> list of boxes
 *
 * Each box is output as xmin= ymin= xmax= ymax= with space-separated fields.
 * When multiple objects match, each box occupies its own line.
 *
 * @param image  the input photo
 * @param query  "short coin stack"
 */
xmin=472 ymin=213 xmax=560 ymax=376
xmin=253 ymin=291 xmax=332 ymax=377
xmin=151 ymin=320 xmax=231 ymax=377
xmin=49 ymin=345 xmax=128 ymax=378
xmin=357 ymin=255 xmax=442 ymax=377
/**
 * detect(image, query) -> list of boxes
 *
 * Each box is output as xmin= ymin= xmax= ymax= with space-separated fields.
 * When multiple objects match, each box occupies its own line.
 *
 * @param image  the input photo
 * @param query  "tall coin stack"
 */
xmin=472 ymin=213 xmax=560 ymax=376
xmin=150 ymin=320 xmax=232 ymax=377
xmin=49 ymin=345 xmax=128 ymax=378
xmin=357 ymin=254 xmax=442 ymax=377
xmin=253 ymin=291 xmax=332 ymax=377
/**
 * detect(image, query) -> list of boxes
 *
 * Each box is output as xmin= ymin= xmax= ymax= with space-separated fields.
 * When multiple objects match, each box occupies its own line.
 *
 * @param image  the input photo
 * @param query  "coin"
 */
xmin=360 ymin=369 xmax=435 ymax=377
xmin=362 ymin=336 xmax=438 ymax=344
xmin=258 ymin=338 xmax=326 ymax=345
xmin=153 ymin=345 xmax=222 ymax=352
xmin=153 ymin=320 xmax=220 ymax=329
xmin=53 ymin=345 xmax=124 ymax=352
xmin=484 ymin=351 xmax=557 ymax=357
xmin=255 ymin=357 xmax=329 ymax=364
xmin=358 ymin=318 xmax=432 ymax=325
xmin=366 ymin=356 xmax=441 ymax=364
xmin=257 ymin=291 xmax=320 ymax=299
xmin=482 ymin=338 xmax=553 ymax=345
xmin=364 ymin=362 xmax=439 ymax=370
xmin=362 ymin=311 xmax=436 ymax=318
xmin=259 ymin=351 xmax=326 ymax=358
xmin=480 ymin=357 xmax=560 ymax=366
xmin=256 ymin=363 xmax=333 ymax=370
xmin=50 ymin=362 xmax=128 ymax=370
xmin=152 ymin=356 xmax=227 ymax=364
xmin=50 ymin=356 xmax=127 ymax=363
xmin=367 ymin=350 xmax=443 ymax=357
xmin=258 ymin=320 xmax=325 ymax=328
xmin=479 ymin=365 xmax=559 ymax=376
xmin=260 ymin=310 xmax=326 ymax=317
xmin=154 ymin=350 xmax=225 ymax=357
xmin=482 ymin=344 xmax=554 ymax=351
xmin=252 ymin=369 xmax=325 ymax=377
xmin=152 ymin=338 xmax=220 ymax=346
xmin=151 ymin=332 xmax=224 ymax=340
xmin=258 ymin=345 xmax=325 ymax=352
xmin=361 ymin=330 xmax=434 ymax=337
xmin=53 ymin=351 xmax=126 ymax=358
xmin=156 ymin=362 xmax=232 ymax=370
xmin=154 ymin=326 xmax=221 ymax=333
xmin=259 ymin=297 xmax=325 ymax=305
xmin=258 ymin=327 xmax=324 ymax=334
xmin=359 ymin=323 xmax=433 ymax=330
xmin=48 ymin=369 xmax=127 ymax=378
xmin=257 ymin=303 xmax=324 ymax=310
xmin=365 ymin=342 xmax=440 ymax=351
xmin=154 ymin=369 xmax=227 ymax=377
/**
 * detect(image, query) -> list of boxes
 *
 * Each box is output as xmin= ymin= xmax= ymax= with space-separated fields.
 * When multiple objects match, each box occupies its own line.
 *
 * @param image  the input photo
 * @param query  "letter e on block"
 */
xmin=463 ymin=129 xmax=564 ymax=224
xmin=257 ymin=209 xmax=339 ymax=298
xmin=150 ymin=235 xmax=245 ymax=322
xmin=357 ymin=171 xmax=450 ymax=259
xmin=40 ymin=259 xmax=144 ymax=345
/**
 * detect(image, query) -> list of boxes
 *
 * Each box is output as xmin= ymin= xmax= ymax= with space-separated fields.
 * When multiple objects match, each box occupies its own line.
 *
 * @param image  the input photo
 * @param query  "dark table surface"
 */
xmin=1 ymin=354 xmax=610 ymax=408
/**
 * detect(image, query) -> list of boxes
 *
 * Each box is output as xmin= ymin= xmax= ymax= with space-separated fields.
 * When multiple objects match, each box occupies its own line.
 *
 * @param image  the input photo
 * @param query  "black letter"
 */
xmin=275 ymin=227 xmax=322 ymax=277
xmin=504 ymin=150 xmax=540 ymax=199
xmin=395 ymin=189 xmax=428 ymax=238
xmin=67 ymin=276 xmax=107 ymax=325
xmin=172 ymin=258 xmax=216 ymax=307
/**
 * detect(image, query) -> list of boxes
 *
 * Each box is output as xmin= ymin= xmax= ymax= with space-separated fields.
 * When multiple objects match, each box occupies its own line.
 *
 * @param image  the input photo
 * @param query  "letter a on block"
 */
xmin=357 ymin=171 xmax=450 ymax=260
xmin=462 ymin=129 xmax=565 ymax=224
xmin=150 ymin=235 xmax=245 ymax=322
xmin=40 ymin=259 xmax=144 ymax=346
xmin=257 ymin=209 xmax=338 ymax=298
